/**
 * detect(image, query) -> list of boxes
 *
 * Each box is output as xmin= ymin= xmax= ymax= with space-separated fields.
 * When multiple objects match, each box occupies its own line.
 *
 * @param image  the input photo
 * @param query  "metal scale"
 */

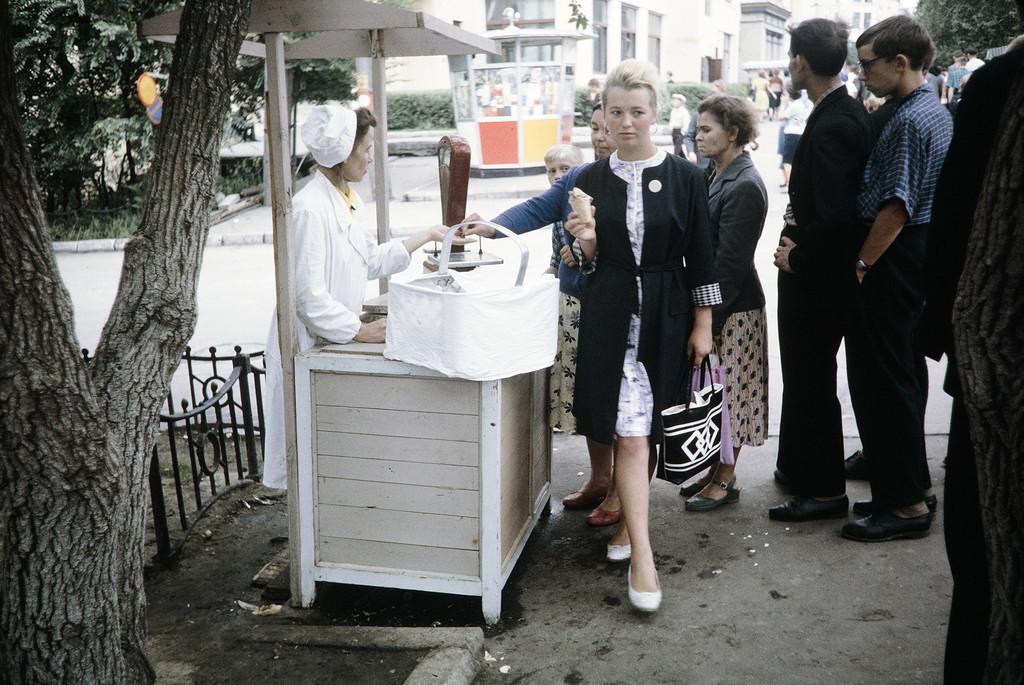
xmin=423 ymin=135 xmax=504 ymax=271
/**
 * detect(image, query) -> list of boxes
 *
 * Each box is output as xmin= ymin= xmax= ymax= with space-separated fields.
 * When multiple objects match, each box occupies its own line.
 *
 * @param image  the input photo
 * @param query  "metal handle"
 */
xmin=436 ymin=220 xmax=531 ymax=287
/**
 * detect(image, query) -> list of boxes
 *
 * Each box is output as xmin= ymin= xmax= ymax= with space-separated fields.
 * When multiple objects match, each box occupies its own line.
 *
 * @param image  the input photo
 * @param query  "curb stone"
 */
xmin=247 ymin=625 xmax=484 ymax=685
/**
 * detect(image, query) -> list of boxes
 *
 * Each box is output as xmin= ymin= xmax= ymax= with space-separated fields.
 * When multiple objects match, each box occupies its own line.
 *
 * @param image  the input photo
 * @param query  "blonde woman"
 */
xmin=566 ymin=59 xmax=720 ymax=612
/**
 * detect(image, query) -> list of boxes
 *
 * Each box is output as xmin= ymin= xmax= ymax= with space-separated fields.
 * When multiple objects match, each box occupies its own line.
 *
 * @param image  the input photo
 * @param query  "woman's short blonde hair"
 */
xmin=603 ymin=59 xmax=664 ymax=116
xmin=696 ymin=94 xmax=760 ymax=148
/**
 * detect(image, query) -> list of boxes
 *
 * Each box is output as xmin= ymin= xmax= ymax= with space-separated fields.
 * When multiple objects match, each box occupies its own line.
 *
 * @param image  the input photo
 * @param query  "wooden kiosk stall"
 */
xmin=140 ymin=2 xmax=552 ymax=623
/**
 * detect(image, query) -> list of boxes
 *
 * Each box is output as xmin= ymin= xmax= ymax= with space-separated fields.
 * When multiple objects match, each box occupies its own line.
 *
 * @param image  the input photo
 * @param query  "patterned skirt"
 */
xmin=549 ymin=293 xmax=581 ymax=431
xmin=717 ymin=307 xmax=769 ymax=446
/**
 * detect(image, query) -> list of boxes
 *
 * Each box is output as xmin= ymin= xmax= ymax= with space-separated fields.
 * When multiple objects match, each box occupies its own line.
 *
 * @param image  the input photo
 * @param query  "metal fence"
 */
xmin=82 ymin=345 xmax=266 ymax=564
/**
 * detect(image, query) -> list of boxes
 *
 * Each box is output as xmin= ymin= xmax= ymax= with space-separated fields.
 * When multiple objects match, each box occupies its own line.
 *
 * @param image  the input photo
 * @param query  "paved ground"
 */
xmin=56 ymin=122 xmax=956 ymax=683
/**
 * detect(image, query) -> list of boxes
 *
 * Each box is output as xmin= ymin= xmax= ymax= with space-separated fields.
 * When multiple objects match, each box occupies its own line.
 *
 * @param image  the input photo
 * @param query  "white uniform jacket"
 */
xmin=262 ymin=170 xmax=411 ymax=488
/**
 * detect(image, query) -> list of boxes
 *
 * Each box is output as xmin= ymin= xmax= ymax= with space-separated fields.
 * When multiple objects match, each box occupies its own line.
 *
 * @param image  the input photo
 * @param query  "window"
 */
xmin=766 ymin=29 xmax=784 ymax=61
xmin=592 ymin=0 xmax=608 ymax=73
xmin=722 ymin=32 xmax=732 ymax=79
xmin=648 ymin=13 xmax=662 ymax=69
xmin=864 ymin=12 xmax=872 ymax=27
xmin=621 ymin=5 xmax=637 ymax=60
xmin=851 ymin=12 xmax=860 ymax=29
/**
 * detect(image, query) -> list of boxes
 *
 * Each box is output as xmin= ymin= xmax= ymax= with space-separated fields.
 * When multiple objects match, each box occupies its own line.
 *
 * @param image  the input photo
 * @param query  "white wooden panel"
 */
xmin=316 ymin=405 xmax=478 ymax=442
xmin=318 ymin=537 xmax=479 ymax=577
xmin=317 ymin=430 xmax=478 ymax=467
xmin=317 ymin=455 xmax=478 ymax=490
xmin=317 ymin=477 xmax=479 ymax=518
xmin=318 ymin=504 xmax=479 ymax=550
xmin=314 ymin=372 xmax=478 ymax=414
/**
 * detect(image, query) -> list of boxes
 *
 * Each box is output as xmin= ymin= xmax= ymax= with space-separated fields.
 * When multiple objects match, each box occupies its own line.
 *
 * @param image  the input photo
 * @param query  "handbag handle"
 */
xmin=676 ymin=355 xmax=713 ymax=409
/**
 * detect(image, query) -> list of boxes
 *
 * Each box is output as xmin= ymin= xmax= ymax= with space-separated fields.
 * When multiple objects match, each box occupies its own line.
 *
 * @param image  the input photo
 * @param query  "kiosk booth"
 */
xmin=140 ymin=1 xmax=553 ymax=624
xmin=448 ymin=11 xmax=593 ymax=176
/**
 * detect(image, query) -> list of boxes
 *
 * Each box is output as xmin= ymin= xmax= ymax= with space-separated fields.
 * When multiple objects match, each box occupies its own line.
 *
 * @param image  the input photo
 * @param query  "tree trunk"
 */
xmin=0 ymin=0 xmax=250 ymax=682
xmin=953 ymin=62 xmax=1024 ymax=685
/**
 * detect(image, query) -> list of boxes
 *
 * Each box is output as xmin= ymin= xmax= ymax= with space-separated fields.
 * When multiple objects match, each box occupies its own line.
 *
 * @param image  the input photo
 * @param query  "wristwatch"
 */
xmin=855 ymin=259 xmax=873 ymax=273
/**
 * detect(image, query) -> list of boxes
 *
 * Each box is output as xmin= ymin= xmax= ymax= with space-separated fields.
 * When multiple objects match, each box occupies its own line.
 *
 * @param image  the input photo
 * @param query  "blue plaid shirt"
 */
xmin=857 ymin=84 xmax=953 ymax=226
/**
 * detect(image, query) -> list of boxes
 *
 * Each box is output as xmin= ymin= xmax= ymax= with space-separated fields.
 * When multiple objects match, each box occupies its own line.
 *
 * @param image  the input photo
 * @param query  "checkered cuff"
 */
xmin=691 ymin=283 xmax=722 ymax=307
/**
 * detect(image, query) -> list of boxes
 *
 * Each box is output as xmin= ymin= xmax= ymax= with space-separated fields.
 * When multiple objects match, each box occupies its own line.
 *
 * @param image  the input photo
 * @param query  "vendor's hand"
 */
xmin=559 ymin=244 xmax=578 ymax=268
xmin=353 ymin=317 xmax=387 ymax=343
xmin=565 ymin=210 xmax=596 ymax=242
xmin=424 ymin=224 xmax=474 ymax=245
xmin=774 ymin=236 xmax=796 ymax=274
xmin=457 ymin=212 xmax=494 ymax=238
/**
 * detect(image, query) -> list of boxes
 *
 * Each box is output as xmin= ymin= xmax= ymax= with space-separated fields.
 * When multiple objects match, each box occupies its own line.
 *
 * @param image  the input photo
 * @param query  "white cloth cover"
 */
xmin=301 ymin=105 xmax=357 ymax=167
xmin=384 ymin=274 xmax=559 ymax=381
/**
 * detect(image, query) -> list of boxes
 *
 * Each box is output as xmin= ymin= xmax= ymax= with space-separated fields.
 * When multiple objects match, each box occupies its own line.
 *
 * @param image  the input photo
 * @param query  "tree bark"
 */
xmin=953 ymin=62 xmax=1024 ymax=685
xmin=0 ymin=0 xmax=250 ymax=682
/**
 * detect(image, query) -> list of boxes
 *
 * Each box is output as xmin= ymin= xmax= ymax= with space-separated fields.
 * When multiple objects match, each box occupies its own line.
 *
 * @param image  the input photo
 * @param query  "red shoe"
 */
xmin=561 ymin=483 xmax=610 ymax=509
xmin=586 ymin=506 xmax=623 ymax=527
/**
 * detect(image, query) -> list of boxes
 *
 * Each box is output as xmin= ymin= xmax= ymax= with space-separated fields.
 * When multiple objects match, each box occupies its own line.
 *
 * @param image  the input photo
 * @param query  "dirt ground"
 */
xmin=146 ymin=432 xmax=952 ymax=684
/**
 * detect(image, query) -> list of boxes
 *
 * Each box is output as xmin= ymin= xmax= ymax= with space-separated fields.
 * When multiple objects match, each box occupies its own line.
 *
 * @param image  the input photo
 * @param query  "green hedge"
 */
xmin=387 ymin=83 xmax=753 ymax=130
xmin=387 ymin=90 xmax=456 ymax=130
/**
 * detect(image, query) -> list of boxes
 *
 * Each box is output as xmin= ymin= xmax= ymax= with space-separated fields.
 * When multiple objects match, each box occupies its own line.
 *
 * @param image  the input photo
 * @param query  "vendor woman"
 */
xmin=262 ymin=105 xmax=467 ymax=489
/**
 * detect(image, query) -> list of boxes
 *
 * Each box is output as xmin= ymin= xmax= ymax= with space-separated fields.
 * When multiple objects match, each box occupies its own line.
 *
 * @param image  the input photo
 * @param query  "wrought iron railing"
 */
xmin=82 ymin=345 xmax=266 ymax=564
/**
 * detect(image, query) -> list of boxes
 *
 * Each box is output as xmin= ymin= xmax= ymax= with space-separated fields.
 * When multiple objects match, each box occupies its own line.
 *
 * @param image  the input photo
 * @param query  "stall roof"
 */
xmin=139 ymin=1 xmax=499 ymax=59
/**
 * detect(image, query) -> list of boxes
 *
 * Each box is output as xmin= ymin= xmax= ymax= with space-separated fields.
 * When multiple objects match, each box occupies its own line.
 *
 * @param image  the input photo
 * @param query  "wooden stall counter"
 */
xmin=293 ymin=342 xmax=551 ymax=624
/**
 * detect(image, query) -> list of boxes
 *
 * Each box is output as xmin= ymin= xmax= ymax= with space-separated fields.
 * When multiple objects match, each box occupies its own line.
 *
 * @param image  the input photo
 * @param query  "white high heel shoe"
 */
xmin=627 ymin=568 xmax=662 ymax=613
xmin=606 ymin=543 xmax=631 ymax=562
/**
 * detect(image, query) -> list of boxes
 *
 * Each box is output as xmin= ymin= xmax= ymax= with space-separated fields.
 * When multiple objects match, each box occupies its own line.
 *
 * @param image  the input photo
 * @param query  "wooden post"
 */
xmin=264 ymin=33 xmax=306 ymax=606
xmin=371 ymin=28 xmax=391 ymax=294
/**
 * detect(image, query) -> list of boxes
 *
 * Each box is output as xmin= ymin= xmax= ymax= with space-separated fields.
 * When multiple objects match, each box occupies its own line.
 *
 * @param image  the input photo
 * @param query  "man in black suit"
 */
xmin=768 ymin=19 xmax=874 ymax=522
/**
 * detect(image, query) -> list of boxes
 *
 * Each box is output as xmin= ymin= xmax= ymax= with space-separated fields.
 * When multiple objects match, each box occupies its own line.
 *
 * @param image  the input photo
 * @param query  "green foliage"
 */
xmin=11 ymin=0 xmax=176 ymax=215
xmin=574 ymin=86 xmax=594 ymax=126
xmin=217 ymin=157 xmax=263 ymax=196
xmin=569 ymin=0 xmax=589 ymax=30
xmin=386 ymin=90 xmax=455 ymax=130
xmin=49 ymin=205 xmax=140 ymax=242
xmin=916 ymin=0 xmax=1023 ymax=65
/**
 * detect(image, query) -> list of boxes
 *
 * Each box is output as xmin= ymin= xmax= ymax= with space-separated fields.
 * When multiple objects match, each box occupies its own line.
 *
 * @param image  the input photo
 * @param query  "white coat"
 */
xmin=262 ymin=170 xmax=411 ymax=488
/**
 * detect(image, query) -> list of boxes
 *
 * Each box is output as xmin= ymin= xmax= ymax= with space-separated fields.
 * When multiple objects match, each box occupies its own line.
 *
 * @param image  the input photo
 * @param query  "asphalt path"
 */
xmin=56 ymin=123 xmax=952 ymax=435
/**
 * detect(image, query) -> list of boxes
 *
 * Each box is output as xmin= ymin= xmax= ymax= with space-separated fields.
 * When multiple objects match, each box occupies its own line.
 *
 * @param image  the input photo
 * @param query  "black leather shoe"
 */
xmin=768 ymin=496 xmax=849 ymax=522
xmin=845 ymin=449 xmax=870 ymax=480
xmin=841 ymin=512 xmax=931 ymax=541
xmin=773 ymin=468 xmax=792 ymax=490
xmin=852 ymin=494 xmax=938 ymax=517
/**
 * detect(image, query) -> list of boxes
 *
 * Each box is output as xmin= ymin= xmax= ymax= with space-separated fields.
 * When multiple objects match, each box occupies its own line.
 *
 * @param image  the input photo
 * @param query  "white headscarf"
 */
xmin=301 ymin=105 xmax=357 ymax=167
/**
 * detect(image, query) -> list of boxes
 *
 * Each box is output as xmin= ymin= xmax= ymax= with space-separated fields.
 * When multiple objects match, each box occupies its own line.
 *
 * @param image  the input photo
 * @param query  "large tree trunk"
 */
xmin=0 ymin=0 xmax=250 ymax=682
xmin=953 ymin=63 xmax=1024 ymax=685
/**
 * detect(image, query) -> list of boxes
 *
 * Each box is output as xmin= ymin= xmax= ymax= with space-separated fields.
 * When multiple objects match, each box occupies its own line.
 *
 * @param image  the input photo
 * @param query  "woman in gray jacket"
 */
xmin=681 ymin=94 xmax=770 ymax=510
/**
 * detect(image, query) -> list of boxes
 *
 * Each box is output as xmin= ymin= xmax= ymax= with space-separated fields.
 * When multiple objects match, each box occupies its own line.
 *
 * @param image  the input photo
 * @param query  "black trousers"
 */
xmin=843 ymin=226 xmax=932 ymax=508
xmin=943 ymin=388 xmax=990 ymax=683
xmin=776 ymin=267 xmax=847 ymax=498
xmin=671 ymin=128 xmax=684 ymax=157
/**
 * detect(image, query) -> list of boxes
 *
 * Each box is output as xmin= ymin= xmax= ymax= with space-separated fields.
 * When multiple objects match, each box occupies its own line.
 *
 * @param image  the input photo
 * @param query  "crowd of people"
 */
xmin=259 ymin=7 xmax=1020 ymax=677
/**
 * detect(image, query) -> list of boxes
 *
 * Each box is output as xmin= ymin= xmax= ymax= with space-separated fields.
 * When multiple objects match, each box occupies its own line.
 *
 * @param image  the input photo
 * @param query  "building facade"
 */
xmin=382 ymin=0 xmax=914 ymax=92
xmin=387 ymin=0 xmax=747 ymax=91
